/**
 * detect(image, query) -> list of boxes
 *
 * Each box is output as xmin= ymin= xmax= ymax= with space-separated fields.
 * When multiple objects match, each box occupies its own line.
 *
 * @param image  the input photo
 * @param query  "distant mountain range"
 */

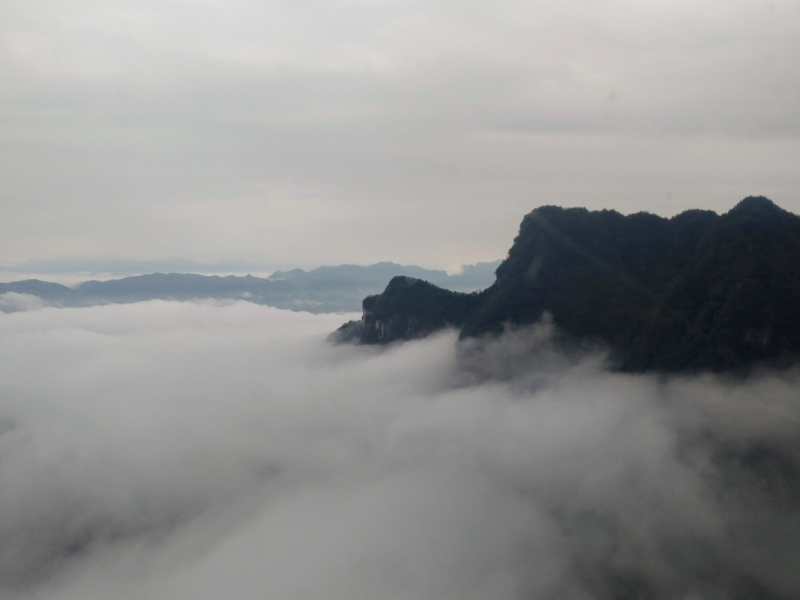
xmin=1 ymin=258 xmax=275 ymax=276
xmin=337 ymin=197 xmax=800 ymax=373
xmin=0 ymin=261 xmax=501 ymax=314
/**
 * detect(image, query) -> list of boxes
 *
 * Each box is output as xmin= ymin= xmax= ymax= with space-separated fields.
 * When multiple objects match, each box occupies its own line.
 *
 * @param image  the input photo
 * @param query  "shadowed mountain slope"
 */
xmin=338 ymin=197 xmax=800 ymax=372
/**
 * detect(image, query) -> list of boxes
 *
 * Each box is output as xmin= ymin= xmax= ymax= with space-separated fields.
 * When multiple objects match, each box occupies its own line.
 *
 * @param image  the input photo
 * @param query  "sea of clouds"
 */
xmin=0 ymin=300 xmax=798 ymax=600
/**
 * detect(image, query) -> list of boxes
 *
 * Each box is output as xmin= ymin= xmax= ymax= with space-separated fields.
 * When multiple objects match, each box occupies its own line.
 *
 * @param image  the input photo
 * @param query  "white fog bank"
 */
xmin=0 ymin=302 xmax=798 ymax=600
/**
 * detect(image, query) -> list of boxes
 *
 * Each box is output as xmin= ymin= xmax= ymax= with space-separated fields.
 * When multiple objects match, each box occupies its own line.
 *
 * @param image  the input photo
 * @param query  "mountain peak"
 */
xmin=341 ymin=199 xmax=800 ymax=372
xmin=728 ymin=196 xmax=784 ymax=216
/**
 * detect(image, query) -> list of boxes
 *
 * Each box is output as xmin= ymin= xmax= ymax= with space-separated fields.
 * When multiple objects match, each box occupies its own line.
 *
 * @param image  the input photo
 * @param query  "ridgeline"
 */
xmin=334 ymin=197 xmax=800 ymax=373
xmin=0 ymin=261 xmax=500 ymax=314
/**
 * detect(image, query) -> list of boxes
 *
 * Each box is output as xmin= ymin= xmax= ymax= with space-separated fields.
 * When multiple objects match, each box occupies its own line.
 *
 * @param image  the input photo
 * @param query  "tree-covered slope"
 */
xmin=340 ymin=197 xmax=800 ymax=373
xmin=334 ymin=277 xmax=483 ymax=343
xmin=621 ymin=197 xmax=800 ymax=370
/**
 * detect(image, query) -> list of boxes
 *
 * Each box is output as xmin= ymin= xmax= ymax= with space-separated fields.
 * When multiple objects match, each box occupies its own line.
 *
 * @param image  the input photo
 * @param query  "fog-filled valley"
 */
xmin=0 ymin=300 xmax=798 ymax=600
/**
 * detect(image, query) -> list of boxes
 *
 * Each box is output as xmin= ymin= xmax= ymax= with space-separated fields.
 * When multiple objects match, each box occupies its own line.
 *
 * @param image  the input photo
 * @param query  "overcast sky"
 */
xmin=2 ymin=0 xmax=799 ymax=268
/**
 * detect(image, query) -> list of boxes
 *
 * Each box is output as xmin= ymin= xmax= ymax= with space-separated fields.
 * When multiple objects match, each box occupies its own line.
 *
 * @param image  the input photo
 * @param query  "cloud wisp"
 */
xmin=0 ymin=301 xmax=798 ymax=599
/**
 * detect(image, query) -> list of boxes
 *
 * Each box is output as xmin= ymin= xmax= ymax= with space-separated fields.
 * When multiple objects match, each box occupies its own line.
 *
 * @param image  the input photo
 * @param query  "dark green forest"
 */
xmin=338 ymin=197 xmax=800 ymax=373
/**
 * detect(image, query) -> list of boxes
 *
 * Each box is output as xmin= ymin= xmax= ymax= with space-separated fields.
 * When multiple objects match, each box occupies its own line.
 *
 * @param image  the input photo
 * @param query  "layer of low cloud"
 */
xmin=1 ymin=0 xmax=799 ymax=265
xmin=0 ymin=301 xmax=798 ymax=599
xmin=0 ymin=293 xmax=49 ymax=313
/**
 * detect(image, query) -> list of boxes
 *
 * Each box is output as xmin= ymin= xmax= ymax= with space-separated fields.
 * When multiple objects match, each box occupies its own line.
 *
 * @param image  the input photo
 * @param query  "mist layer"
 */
xmin=0 ymin=302 xmax=798 ymax=599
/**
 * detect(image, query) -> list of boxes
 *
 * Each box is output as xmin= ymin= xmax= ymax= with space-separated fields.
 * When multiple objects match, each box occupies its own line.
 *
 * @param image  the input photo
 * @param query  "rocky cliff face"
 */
xmin=331 ymin=276 xmax=482 ymax=344
xmin=463 ymin=196 xmax=800 ymax=371
xmin=336 ymin=197 xmax=800 ymax=373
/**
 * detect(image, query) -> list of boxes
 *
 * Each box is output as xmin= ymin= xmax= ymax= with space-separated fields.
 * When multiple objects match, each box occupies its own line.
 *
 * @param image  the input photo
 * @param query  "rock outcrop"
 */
xmin=336 ymin=197 xmax=800 ymax=373
xmin=331 ymin=276 xmax=482 ymax=343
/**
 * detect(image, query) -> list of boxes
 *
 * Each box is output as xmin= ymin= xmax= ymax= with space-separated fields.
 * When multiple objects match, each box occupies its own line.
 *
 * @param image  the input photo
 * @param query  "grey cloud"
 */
xmin=0 ymin=293 xmax=48 ymax=313
xmin=5 ymin=0 xmax=798 ymax=137
xmin=1 ymin=0 xmax=799 ymax=265
xmin=0 ymin=302 xmax=798 ymax=599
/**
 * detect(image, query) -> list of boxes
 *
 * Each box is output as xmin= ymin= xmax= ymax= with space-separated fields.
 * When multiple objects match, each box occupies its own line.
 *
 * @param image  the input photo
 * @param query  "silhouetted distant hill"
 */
xmin=0 ymin=261 xmax=501 ymax=314
xmin=0 ymin=280 xmax=76 ymax=302
xmin=337 ymin=197 xmax=800 ymax=373
xmin=266 ymin=261 xmax=498 ymax=291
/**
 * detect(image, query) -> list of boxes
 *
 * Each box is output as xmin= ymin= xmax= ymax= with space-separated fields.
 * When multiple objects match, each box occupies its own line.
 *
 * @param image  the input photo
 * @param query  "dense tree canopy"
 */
xmin=341 ymin=197 xmax=800 ymax=373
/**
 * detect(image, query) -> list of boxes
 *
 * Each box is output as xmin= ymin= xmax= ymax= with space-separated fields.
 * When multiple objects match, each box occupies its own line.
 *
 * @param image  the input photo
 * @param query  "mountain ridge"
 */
xmin=0 ymin=260 xmax=501 ymax=314
xmin=337 ymin=197 xmax=800 ymax=372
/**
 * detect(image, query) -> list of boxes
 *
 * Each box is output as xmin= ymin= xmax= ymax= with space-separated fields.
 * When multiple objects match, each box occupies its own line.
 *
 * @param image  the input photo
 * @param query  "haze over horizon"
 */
xmin=1 ymin=198 xmax=796 ymax=277
xmin=3 ymin=0 xmax=800 ymax=267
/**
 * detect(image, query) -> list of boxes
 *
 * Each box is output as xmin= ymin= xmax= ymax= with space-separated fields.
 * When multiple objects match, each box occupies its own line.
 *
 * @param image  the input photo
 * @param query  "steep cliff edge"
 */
xmin=336 ymin=197 xmax=800 ymax=372
xmin=332 ymin=276 xmax=482 ymax=343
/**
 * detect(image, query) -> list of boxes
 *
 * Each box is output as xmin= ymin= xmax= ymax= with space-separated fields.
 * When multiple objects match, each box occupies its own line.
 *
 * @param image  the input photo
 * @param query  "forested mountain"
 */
xmin=0 ymin=261 xmax=500 ymax=314
xmin=338 ymin=197 xmax=800 ymax=372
